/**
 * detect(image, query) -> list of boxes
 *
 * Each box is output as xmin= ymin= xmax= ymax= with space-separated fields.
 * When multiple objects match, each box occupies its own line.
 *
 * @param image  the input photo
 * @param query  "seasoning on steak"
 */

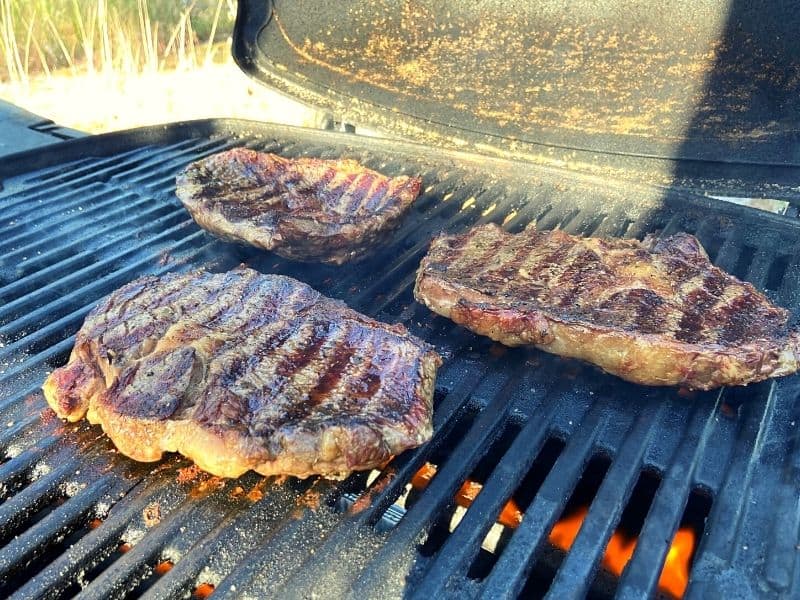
xmin=175 ymin=148 xmax=422 ymax=265
xmin=42 ymin=268 xmax=441 ymax=479
xmin=414 ymin=223 xmax=800 ymax=390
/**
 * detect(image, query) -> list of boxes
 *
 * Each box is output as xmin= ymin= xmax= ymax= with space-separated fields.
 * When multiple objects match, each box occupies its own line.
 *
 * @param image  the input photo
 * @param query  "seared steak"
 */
xmin=176 ymin=148 xmax=421 ymax=264
xmin=43 ymin=268 xmax=441 ymax=478
xmin=414 ymin=223 xmax=800 ymax=390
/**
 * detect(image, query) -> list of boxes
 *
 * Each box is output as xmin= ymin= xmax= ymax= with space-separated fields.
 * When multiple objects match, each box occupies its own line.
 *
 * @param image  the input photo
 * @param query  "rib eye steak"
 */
xmin=43 ymin=268 xmax=441 ymax=479
xmin=414 ymin=223 xmax=800 ymax=390
xmin=176 ymin=148 xmax=422 ymax=264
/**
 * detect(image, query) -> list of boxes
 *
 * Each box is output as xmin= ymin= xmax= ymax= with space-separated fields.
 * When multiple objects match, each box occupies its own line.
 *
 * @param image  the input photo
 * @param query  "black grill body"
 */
xmin=0 ymin=120 xmax=798 ymax=599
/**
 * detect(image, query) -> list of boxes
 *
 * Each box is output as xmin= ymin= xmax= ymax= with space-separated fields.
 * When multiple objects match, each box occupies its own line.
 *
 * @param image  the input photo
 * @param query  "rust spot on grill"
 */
xmin=176 ymin=464 xmax=202 ymax=484
xmin=349 ymin=471 xmax=394 ymax=515
xmin=191 ymin=476 xmax=226 ymax=499
xmin=297 ymin=487 xmax=322 ymax=510
xmin=154 ymin=560 xmax=174 ymax=575
xmin=489 ymin=343 xmax=507 ymax=357
xmin=192 ymin=582 xmax=215 ymax=599
xmin=143 ymin=502 xmax=162 ymax=527
xmin=411 ymin=463 xmax=523 ymax=528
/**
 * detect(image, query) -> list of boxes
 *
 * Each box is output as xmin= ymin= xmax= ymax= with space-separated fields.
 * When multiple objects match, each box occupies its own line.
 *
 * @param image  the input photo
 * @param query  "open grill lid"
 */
xmin=233 ymin=0 xmax=800 ymax=199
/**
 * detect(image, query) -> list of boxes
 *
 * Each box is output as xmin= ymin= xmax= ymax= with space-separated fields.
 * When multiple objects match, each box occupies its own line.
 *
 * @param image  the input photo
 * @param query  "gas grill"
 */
xmin=2 ymin=1 xmax=800 ymax=598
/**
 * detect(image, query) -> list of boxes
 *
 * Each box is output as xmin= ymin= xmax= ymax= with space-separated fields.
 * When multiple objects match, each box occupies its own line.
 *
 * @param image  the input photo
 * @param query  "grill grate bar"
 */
xmin=0 ymin=210 xmax=197 ymax=304
xmin=5 ymin=203 xmax=183 ymax=280
xmin=0 ymin=475 xmax=116 ymax=593
xmin=210 ymin=482 xmax=340 ymax=597
xmin=137 ymin=492 xmax=289 ymax=600
xmin=347 ymin=373 xmax=533 ymax=596
xmin=0 ymin=189 xmax=163 ymax=257
xmin=545 ymin=400 xmax=668 ymax=599
xmin=711 ymin=227 xmax=744 ymax=274
xmin=478 ymin=407 xmax=607 ymax=599
xmin=0 ymin=335 xmax=74 ymax=390
xmin=78 ymin=497 xmax=229 ymax=600
xmin=0 ymin=143 xmax=192 ymax=211
xmin=746 ymin=247 xmax=778 ymax=289
xmin=106 ymin=138 xmax=238 ymax=185
xmin=0 ymin=221 xmax=204 ymax=324
xmin=0 ymin=413 xmax=41 ymax=450
xmin=616 ymin=392 xmax=726 ymax=598
xmin=0 ymin=231 xmax=213 ymax=362
xmin=409 ymin=397 xmax=562 ymax=598
xmin=0 ymin=183 xmax=113 ymax=240
xmin=0 ymin=439 xmax=56 ymax=498
xmin=2 ymin=199 xmax=181 ymax=271
xmin=9 ymin=469 xmax=183 ymax=600
xmin=16 ymin=157 xmax=94 ymax=184
xmin=765 ymin=480 xmax=800 ymax=593
xmin=0 ymin=455 xmax=79 ymax=541
xmin=0 ymin=229 xmax=206 ymax=342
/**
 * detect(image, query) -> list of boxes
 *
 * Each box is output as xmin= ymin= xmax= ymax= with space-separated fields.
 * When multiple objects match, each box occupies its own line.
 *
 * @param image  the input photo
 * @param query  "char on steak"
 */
xmin=414 ymin=223 xmax=800 ymax=390
xmin=43 ymin=268 xmax=441 ymax=478
xmin=176 ymin=148 xmax=421 ymax=264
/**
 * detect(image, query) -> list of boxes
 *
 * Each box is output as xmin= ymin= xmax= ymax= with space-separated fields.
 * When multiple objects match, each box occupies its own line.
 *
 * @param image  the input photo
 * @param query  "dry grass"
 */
xmin=1 ymin=0 xmax=235 ymax=83
xmin=0 ymin=0 xmax=320 ymax=132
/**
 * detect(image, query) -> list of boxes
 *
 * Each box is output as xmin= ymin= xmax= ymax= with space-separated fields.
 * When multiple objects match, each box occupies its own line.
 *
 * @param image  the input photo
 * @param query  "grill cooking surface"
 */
xmin=1 ymin=120 xmax=799 ymax=599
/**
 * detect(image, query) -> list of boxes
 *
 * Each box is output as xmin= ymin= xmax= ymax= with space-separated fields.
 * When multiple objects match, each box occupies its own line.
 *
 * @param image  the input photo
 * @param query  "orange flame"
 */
xmin=411 ymin=463 xmax=523 ymax=529
xmin=548 ymin=507 xmax=696 ymax=599
xmin=409 ymin=464 xmax=695 ymax=598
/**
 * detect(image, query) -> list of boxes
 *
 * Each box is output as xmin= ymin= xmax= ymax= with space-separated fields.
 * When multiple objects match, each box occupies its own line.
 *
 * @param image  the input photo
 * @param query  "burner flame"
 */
xmin=409 ymin=464 xmax=695 ymax=598
xmin=410 ymin=463 xmax=522 ymax=528
xmin=549 ymin=507 xmax=696 ymax=598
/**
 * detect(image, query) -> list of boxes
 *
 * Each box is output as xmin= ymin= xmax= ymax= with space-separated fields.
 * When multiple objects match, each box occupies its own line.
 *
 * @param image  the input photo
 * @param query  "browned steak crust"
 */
xmin=43 ymin=268 xmax=441 ymax=478
xmin=414 ymin=223 xmax=800 ymax=390
xmin=176 ymin=148 xmax=421 ymax=264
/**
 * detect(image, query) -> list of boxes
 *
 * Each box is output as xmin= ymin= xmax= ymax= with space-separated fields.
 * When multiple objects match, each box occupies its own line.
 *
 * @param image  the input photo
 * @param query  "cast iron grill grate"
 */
xmin=0 ymin=120 xmax=798 ymax=599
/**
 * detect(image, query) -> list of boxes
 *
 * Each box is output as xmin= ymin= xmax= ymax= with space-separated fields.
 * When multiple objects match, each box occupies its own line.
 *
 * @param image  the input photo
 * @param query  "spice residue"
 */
xmin=143 ymin=502 xmax=162 ymax=527
xmin=349 ymin=470 xmax=395 ymax=515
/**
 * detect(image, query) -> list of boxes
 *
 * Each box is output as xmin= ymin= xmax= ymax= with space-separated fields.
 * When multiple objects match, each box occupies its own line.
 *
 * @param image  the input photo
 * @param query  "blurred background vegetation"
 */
xmin=0 ymin=1 xmax=320 ymax=133
xmin=1 ymin=0 xmax=236 ymax=82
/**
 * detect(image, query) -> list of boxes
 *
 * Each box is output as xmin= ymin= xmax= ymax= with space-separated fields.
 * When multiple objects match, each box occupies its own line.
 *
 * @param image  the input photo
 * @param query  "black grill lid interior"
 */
xmin=233 ymin=0 xmax=800 ymax=173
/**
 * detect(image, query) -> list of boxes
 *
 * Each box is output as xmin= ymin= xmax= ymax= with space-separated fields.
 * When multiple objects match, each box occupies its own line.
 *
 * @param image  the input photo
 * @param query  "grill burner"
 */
xmin=1 ymin=120 xmax=799 ymax=599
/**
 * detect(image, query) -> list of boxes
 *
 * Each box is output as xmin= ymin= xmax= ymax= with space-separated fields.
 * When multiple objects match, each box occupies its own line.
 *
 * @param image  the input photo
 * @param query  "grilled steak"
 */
xmin=176 ymin=148 xmax=422 ymax=264
xmin=43 ymin=268 xmax=441 ymax=478
xmin=414 ymin=223 xmax=800 ymax=390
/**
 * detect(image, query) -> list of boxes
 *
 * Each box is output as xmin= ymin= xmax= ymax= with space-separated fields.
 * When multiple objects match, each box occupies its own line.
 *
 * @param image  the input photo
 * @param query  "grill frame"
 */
xmin=0 ymin=119 xmax=799 ymax=599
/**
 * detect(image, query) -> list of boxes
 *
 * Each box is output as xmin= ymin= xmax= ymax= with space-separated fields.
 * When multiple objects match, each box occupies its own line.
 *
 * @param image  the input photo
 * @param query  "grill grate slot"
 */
xmin=410 ymin=413 xmax=559 ymax=596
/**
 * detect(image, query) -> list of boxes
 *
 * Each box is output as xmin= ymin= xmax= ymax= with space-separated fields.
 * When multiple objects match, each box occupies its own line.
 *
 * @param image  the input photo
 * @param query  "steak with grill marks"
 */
xmin=414 ymin=223 xmax=800 ymax=390
xmin=42 ymin=268 xmax=441 ymax=479
xmin=176 ymin=148 xmax=422 ymax=264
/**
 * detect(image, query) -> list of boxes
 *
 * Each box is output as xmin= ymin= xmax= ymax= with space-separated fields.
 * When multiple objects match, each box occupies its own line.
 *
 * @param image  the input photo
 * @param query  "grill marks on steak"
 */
xmin=43 ymin=268 xmax=441 ymax=478
xmin=176 ymin=149 xmax=421 ymax=264
xmin=414 ymin=223 xmax=800 ymax=390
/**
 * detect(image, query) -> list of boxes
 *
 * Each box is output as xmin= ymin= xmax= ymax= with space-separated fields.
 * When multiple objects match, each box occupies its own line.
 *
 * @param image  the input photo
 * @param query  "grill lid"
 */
xmin=233 ymin=0 xmax=800 ymax=196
